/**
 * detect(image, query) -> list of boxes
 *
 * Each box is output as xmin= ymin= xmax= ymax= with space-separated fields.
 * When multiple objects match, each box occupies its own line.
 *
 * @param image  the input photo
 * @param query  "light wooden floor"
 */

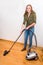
xmin=0 ymin=39 xmax=43 ymax=65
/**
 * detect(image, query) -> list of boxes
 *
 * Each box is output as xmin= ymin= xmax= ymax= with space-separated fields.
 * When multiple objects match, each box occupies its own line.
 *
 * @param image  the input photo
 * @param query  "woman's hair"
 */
xmin=24 ymin=4 xmax=33 ymax=16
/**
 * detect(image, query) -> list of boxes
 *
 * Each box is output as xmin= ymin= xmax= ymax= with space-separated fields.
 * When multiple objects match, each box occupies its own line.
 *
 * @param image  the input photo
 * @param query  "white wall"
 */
xmin=0 ymin=0 xmax=24 ymax=41
xmin=0 ymin=0 xmax=43 ymax=47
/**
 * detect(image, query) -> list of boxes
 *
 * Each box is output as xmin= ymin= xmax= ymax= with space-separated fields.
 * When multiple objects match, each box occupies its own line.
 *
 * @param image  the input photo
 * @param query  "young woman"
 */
xmin=21 ymin=4 xmax=36 ymax=51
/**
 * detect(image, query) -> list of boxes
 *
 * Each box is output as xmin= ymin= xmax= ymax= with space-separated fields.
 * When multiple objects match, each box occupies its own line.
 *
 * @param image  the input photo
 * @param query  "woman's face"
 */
xmin=26 ymin=5 xmax=32 ymax=13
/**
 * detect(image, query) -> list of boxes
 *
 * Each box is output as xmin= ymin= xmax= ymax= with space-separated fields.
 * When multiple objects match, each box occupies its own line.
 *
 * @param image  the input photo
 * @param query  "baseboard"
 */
xmin=0 ymin=39 xmax=43 ymax=48
xmin=0 ymin=39 xmax=24 ymax=45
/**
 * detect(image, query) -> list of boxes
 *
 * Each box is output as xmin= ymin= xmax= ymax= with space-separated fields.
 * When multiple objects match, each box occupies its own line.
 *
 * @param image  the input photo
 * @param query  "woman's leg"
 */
xmin=29 ymin=27 xmax=34 ymax=48
xmin=21 ymin=30 xmax=29 ymax=51
xmin=24 ymin=30 xmax=29 ymax=48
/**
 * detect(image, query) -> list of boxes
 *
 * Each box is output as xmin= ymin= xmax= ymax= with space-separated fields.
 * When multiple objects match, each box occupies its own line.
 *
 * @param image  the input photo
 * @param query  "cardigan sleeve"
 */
xmin=23 ymin=15 xmax=28 ymax=25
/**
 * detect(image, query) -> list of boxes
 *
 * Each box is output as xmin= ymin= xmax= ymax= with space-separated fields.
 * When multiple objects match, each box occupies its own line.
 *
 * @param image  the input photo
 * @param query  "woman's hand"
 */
xmin=20 ymin=24 xmax=25 ymax=33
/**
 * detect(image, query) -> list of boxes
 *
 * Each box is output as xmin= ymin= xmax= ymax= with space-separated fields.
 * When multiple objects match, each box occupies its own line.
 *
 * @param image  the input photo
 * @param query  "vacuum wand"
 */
xmin=3 ymin=29 xmax=25 ymax=56
xmin=3 ymin=29 xmax=37 ymax=56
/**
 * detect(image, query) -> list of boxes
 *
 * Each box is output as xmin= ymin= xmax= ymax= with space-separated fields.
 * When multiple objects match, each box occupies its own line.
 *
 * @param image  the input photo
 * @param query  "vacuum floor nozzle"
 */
xmin=3 ymin=50 xmax=10 ymax=56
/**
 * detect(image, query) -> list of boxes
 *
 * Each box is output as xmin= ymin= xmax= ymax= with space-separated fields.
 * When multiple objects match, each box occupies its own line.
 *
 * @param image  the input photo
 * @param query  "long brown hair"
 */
xmin=24 ymin=4 xmax=33 ymax=16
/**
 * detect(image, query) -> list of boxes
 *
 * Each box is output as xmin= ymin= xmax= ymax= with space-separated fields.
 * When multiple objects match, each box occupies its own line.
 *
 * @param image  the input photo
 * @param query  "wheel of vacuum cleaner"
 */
xmin=26 ymin=51 xmax=38 ymax=60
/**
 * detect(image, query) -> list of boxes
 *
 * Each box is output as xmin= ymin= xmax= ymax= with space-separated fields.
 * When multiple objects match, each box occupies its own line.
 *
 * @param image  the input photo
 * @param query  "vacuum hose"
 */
xmin=3 ymin=29 xmax=37 ymax=56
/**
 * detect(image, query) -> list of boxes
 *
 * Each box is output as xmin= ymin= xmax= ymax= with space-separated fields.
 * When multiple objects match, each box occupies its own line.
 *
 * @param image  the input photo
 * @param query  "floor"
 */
xmin=0 ymin=39 xmax=43 ymax=65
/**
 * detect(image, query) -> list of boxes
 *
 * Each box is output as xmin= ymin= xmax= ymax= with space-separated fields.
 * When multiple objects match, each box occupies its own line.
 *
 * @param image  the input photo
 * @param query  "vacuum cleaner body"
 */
xmin=26 ymin=51 xmax=38 ymax=60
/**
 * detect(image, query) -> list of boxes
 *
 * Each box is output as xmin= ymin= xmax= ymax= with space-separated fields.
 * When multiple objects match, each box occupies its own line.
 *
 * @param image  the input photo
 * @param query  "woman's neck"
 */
xmin=28 ymin=12 xmax=31 ymax=17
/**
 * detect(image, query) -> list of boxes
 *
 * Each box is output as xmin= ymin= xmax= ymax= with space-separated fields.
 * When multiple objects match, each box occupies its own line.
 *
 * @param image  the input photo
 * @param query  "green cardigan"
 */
xmin=23 ymin=11 xmax=36 ymax=27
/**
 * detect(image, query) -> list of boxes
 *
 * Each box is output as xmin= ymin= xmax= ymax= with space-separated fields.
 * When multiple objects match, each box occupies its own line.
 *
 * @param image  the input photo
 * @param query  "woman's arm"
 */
xmin=26 ymin=23 xmax=36 ymax=29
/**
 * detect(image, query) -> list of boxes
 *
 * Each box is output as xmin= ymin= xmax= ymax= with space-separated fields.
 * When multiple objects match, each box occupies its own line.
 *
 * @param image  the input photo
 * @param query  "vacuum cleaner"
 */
xmin=26 ymin=51 xmax=38 ymax=60
xmin=3 ymin=28 xmax=38 ymax=60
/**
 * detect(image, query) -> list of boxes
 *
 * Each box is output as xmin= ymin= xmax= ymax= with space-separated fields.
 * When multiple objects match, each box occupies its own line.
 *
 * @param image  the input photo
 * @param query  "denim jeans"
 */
xmin=24 ymin=26 xmax=34 ymax=48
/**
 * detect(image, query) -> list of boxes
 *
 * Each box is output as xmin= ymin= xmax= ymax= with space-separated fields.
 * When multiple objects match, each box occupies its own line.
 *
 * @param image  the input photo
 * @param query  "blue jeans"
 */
xmin=24 ymin=27 xmax=34 ymax=48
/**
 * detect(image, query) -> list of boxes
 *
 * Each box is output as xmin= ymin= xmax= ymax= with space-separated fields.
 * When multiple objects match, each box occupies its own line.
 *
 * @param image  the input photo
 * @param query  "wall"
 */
xmin=0 ymin=0 xmax=43 ymax=47
xmin=0 ymin=0 xmax=24 ymax=41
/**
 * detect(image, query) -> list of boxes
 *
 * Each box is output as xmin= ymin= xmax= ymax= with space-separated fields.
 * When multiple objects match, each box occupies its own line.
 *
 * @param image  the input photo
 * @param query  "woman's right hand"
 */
xmin=20 ymin=24 xmax=25 ymax=33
